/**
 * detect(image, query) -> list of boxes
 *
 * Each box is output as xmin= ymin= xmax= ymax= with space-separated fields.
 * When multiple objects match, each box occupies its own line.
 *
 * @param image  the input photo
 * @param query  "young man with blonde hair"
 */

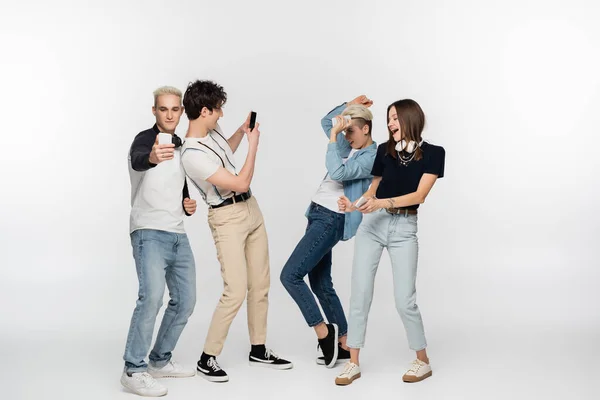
xmin=120 ymin=86 xmax=198 ymax=397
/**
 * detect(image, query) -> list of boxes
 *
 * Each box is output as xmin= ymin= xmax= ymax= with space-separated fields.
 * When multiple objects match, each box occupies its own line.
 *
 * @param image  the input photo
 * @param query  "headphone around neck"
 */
xmin=395 ymin=139 xmax=423 ymax=153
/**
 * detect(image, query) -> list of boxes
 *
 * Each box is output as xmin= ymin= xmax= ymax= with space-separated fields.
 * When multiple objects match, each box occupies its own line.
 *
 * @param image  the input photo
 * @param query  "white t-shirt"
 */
xmin=129 ymin=139 xmax=187 ymax=234
xmin=181 ymin=126 xmax=238 ymax=206
xmin=312 ymin=149 xmax=358 ymax=213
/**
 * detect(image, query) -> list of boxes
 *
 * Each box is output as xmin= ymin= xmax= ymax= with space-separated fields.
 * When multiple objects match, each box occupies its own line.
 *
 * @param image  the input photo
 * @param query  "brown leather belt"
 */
xmin=386 ymin=208 xmax=418 ymax=216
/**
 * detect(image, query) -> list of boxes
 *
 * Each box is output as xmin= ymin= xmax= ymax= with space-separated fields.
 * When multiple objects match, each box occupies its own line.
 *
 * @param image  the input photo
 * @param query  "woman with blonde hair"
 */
xmin=280 ymin=95 xmax=377 ymax=368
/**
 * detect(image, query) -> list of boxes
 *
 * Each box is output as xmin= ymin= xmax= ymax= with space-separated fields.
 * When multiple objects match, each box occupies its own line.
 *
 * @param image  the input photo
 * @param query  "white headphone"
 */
xmin=395 ymin=139 xmax=423 ymax=153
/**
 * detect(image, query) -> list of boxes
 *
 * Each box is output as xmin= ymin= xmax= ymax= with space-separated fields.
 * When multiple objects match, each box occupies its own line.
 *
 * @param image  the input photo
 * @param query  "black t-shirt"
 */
xmin=371 ymin=141 xmax=445 ymax=209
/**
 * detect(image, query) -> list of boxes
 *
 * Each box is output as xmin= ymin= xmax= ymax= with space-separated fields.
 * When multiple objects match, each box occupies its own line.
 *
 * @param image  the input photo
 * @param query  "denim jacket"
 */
xmin=306 ymin=103 xmax=377 ymax=241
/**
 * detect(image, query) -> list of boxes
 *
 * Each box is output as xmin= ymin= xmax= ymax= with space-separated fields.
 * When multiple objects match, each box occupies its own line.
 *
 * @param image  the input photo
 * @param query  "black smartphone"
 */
xmin=249 ymin=111 xmax=257 ymax=130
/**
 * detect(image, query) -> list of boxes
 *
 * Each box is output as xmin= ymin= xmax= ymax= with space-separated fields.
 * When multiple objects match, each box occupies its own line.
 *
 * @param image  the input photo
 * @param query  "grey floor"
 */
xmin=5 ymin=323 xmax=598 ymax=400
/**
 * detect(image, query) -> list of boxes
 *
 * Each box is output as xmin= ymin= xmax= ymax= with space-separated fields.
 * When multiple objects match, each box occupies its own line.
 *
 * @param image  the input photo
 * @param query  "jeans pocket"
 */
xmin=130 ymin=229 xmax=144 ymax=248
xmin=398 ymin=215 xmax=418 ymax=236
xmin=311 ymin=204 xmax=337 ymax=226
xmin=407 ymin=215 xmax=418 ymax=227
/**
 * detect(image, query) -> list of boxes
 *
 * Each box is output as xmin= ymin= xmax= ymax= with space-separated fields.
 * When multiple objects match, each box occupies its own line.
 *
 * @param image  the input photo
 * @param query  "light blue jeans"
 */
xmin=123 ymin=229 xmax=196 ymax=373
xmin=346 ymin=210 xmax=427 ymax=351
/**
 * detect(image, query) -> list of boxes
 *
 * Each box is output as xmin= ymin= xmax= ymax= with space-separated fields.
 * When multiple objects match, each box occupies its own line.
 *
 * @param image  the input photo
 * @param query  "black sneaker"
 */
xmin=317 ymin=343 xmax=350 ymax=365
xmin=249 ymin=345 xmax=293 ymax=370
xmin=196 ymin=354 xmax=229 ymax=382
xmin=317 ymin=323 xmax=338 ymax=368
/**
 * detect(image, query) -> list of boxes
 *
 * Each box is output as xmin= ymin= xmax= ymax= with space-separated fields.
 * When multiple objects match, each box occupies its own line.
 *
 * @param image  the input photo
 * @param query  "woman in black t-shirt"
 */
xmin=334 ymin=99 xmax=445 ymax=386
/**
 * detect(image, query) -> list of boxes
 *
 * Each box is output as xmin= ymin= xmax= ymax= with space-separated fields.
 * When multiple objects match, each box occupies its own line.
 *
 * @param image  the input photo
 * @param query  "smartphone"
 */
xmin=331 ymin=115 xmax=352 ymax=127
xmin=354 ymin=196 xmax=368 ymax=208
xmin=249 ymin=111 xmax=257 ymax=130
xmin=158 ymin=133 xmax=172 ymax=145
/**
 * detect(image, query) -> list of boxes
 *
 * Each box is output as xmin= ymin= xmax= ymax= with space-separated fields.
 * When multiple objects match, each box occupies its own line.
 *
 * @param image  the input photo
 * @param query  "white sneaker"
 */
xmin=120 ymin=371 xmax=168 ymax=397
xmin=402 ymin=359 xmax=432 ymax=383
xmin=335 ymin=362 xmax=361 ymax=386
xmin=148 ymin=360 xmax=195 ymax=378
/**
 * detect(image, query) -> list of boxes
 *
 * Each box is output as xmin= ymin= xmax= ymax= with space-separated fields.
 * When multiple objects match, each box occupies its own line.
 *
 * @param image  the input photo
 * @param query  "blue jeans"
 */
xmin=123 ymin=229 xmax=197 ymax=373
xmin=347 ymin=210 xmax=426 ymax=351
xmin=280 ymin=203 xmax=348 ymax=336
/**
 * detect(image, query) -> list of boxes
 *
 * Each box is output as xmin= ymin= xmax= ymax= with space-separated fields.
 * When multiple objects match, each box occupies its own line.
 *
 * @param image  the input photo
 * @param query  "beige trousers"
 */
xmin=203 ymin=196 xmax=270 ymax=355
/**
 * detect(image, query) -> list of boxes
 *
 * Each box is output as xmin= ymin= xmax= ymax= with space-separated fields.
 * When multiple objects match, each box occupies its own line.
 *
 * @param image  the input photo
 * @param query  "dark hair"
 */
xmin=183 ymin=80 xmax=227 ymax=120
xmin=351 ymin=118 xmax=372 ymax=136
xmin=386 ymin=99 xmax=425 ymax=161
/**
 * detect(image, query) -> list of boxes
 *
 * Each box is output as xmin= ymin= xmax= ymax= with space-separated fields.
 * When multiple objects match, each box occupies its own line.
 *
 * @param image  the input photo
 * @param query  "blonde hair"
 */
xmin=153 ymin=86 xmax=182 ymax=106
xmin=342 ymin=104 xmax=373 ymax=135
xmin=342 ymin=104 xmax=373 ymax=121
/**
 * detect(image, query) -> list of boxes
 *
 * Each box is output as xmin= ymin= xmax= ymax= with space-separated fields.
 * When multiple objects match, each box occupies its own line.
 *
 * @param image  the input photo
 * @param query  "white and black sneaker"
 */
xmin=249 ymin=345 xmax=293 ymax=370
xmin=197 ymin=353 xmax=229 ymax=382
xmin=317 ymin=343 xmax=350 ymax=365
xmin=317 ymin=323 xmax=339 ymax=368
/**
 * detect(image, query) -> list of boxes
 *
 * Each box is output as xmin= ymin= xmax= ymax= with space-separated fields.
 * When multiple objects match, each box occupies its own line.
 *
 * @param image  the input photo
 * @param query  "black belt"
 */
xmin=210 ymin=192 xmax=252 ymax=209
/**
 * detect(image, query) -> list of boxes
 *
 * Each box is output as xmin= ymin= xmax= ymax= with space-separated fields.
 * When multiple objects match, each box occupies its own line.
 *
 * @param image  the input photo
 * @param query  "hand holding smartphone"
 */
xmin=354 ymin=196 xmax=368 ymax=208
xmin=158 ymin=133 xmax=172 ymax=145
xmin=246 ymin=111 xmax=260 ymax=145
xmin=151 ymin=133 xmax=175 ymax=164
xmin=332 ymin=115 xmax=351 ymax=127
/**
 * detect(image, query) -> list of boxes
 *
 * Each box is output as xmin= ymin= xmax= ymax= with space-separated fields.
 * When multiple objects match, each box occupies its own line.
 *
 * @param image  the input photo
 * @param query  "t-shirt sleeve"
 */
xmin=424 ymin=146 xmax=445 ymax=178
xmin=181 ymin=149 xmax=220 ymax=182
xmin=370 ymin=144 xmax=386 ymax=176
